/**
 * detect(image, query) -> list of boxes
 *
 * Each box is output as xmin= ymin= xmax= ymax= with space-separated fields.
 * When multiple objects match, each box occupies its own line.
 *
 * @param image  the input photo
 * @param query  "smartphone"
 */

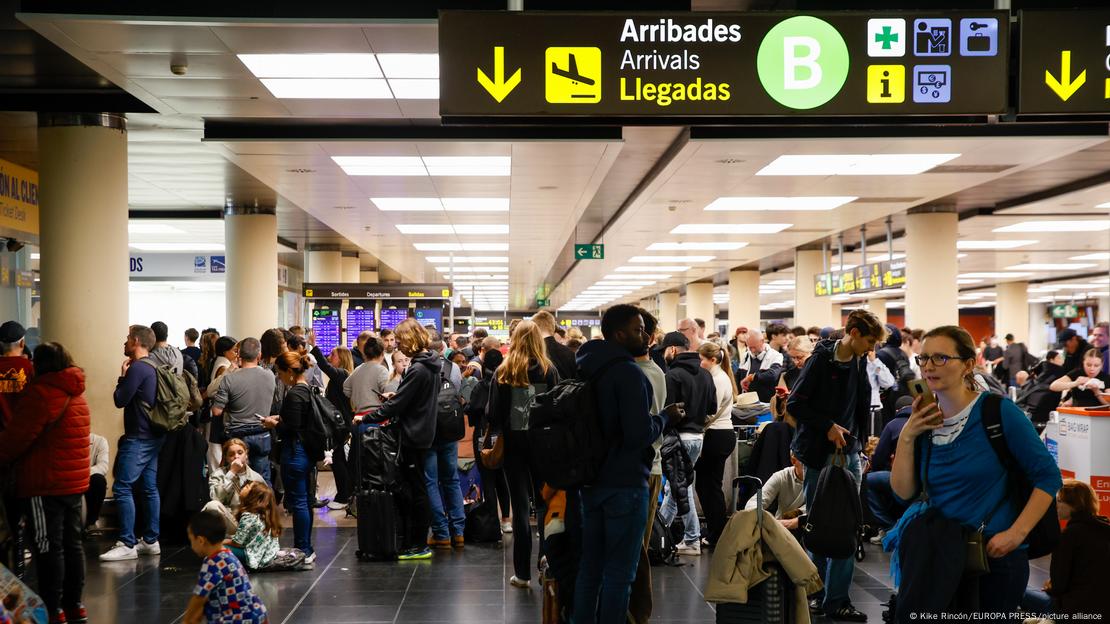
xmin=907 ymin=379 xmax=935 ymax=407
xmin=373 ymin=389 xmax=388 ymax=400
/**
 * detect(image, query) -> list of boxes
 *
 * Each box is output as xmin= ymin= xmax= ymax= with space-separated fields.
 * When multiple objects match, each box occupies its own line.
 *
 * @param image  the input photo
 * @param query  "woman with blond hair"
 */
xmin=694 ymin=340 xmax=739 ymax=547
xmin=203 ymin=438 xmax=266 ymax=533
xmin=490 ymin=320 xmax=560 ymax=588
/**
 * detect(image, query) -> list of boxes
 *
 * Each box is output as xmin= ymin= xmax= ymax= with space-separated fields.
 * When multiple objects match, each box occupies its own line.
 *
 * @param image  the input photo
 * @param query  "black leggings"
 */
xmin=695 ymin=428 xmax=737 ymax=546
xmin=331 ymin=434 xmax=352 ymax=504
xmin=26 ymin=494 xmax=85 ymax=614
xmin=504 ymin=431 xmax=545 ymax=580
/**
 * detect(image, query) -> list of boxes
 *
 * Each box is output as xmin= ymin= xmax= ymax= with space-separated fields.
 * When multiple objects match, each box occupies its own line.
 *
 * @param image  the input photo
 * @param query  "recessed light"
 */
xmin=958 ymin=272 xmax=1035 ymax=279
xmin=238 ymin=53 xmax=382 ymax=78
xmin=648 ymin=242 xmax=748 ymax=251
xmin=628 ymin=255 xmax=714 ymax=263
xmin=756 ymin=154 xmax=960 ymax=176
xmin=616 ymin=266 xmax=690 ymax=273
xmin=30 ymin=253 xmax=40 ymax=260
xmin=130 ymin=243 xmax=225 ymax=252
xmin=335 ymin=157 xmax=427 ymax=176
xmin=767 ymin=280 xmax=795 ymax=286
xmin=397 ymin=224 xmax=509 ymax=235
xmin=372 ymin=198 xmax=441 ymax=211
xmin=427 ymin=256 xmax=508 ymax=263
xmin=596 ymin=280 xmax=656 ymax=286
xmin=435 ymin=266 xmax=508 ymax=273
xmin=605 ymin=274 xmax=671 ymax=280
xmin=957 ymin=278 xmax=984 ymax=284
xmin=704 ymin=196 xmax=857 ymax=211
xmin=375 ymin=54 xmax=439 ymax=79
xmin=670 ymin=224 xmax=791 ymax=234
xmin=1070 ymin=252 xmax=1110 ymax=261
xmin=423 ymin=157 xmax=511 ymax=176
xmin=127 ymin=223 xmax=187 ymax=235
xmin=387 ymin=79 xmax=439 ymax=99
xmin=956 ymin=240 xmax=1038 ymax=250
xmin=372 ymin=197 xmax=509 ymax=212
xmin=993 ymin=220 xmax=1110 ymax=233
xmin=260 ymin=78 xmax=392 ymax=99
xmin=413 ymin=243 xmax=509 ymax=251
xmin=1005 ymin=263 xmax=1097 ymax=271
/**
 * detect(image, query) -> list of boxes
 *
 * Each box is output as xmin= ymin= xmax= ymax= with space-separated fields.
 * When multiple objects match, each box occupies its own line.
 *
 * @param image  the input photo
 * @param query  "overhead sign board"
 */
xmin=440 ymin=11 xmax=1008 ymax=118
xmin=1051 ymin=304 xmax=1079 ymax=319
xmin=1019 ymin=11 xmax=1110 ymax=114
xmin=0 ymin=159 xmax=39 ymax=236
xmin=574 ymin=244 xmax=605 ymax=260
xmin=814 ymin=260 xmax=905 ymax=297
xmin=129 ymin=253 xmax=225 ymax=279
xmin=302 ymin=283 xmax=452 ymax=299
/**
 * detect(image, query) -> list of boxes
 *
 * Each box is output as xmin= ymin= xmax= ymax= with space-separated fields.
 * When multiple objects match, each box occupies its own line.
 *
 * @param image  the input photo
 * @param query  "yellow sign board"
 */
xmin=545 ymin=47 xmax=602 ymax=103
xmin=866 ymin=65 xmax=905 ymax=103
xmin=0 ymin=159 xmax=39 ymax=236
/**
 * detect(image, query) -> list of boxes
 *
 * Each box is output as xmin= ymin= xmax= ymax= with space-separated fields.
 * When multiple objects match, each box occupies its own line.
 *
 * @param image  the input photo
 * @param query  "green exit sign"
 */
xmin=536 ymin=298 xmax=551 ymax=307
xmin=574 ymin=244 xmax=604 ymax=260
xmin=1051 ymin=304 xmax=1078 ymax=319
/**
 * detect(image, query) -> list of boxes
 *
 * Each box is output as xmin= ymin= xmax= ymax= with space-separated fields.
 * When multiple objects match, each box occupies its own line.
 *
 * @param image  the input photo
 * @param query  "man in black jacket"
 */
xmin=787 ymin=309 xmax=884 ymax=622
xmin=658 ymin=331 xmax=716 ymax=556
xmin=532 ymin=310 xmax=578 ymax=380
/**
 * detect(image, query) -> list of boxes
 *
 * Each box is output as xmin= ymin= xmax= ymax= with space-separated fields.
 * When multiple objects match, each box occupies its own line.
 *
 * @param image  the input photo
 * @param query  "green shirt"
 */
xmin=231 ymin=512 xmax=279 ymax=570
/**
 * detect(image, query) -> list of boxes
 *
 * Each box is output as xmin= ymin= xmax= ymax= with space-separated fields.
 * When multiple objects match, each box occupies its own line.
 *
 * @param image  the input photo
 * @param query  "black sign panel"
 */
xmin=814 ymin=260 xmax=906 ymax=297
xmin=1019 ymin=10 xmax=1110 ymax=114
xmin=440 ymin=11 xmax=1008 ymax=117
xmin=303 ymin=283 xmax=452 ymax=299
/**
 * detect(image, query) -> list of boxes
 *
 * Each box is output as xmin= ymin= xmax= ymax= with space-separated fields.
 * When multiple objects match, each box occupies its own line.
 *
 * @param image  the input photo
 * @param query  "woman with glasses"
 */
xmin=889 ymin=326 xmax=1061 ymax=618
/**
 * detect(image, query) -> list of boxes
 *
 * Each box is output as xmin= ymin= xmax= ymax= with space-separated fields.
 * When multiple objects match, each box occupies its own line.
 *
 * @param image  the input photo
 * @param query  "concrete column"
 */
xmin=657 ymin=292 xmax=680 ymax=333
xmin=831 ymin=304 xmax=843 ymax=327
xmin=686 ymin=282 xmax=714 ymax=332
xmin=38 ymin=113 xmax=128 ymax=461
xmin=225 ymin=207 xmax=278 ymax=340
xmin=795 ymin=248 xmax=834 ymax=328
xmin=305 ymin=247 xmax=342 ymax=283
xmin=1097 ymin=296 xmax=1109 ymax=323
xmin=341 ymin=252 xmax=360 ymax=283
xmin=1029 ymin=303 xmax=1047 ymax=352
xmin=868 ymin=298 xmax=888 ymax=326
xmin=906 ymin=211 xmax=959 ymax=329
xmin=360 ymin=270 xmax=380 ymax=284
xmin=728 ymin=270 xmax=760 ymax=335
xmin=995 ymin=281 xmax=1030 ymax=344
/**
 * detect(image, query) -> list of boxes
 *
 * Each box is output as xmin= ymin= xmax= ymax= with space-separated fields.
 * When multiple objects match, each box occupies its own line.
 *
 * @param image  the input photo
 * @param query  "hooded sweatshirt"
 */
xmin=664 ymin=351 xmax=717 ymax=438
xmin=376 ymin=350 xmax=442 ymax=450
xmin=0 ymin=367 xmax=91 ymax=497
xmin=575 ymin=339 xmax=665 ymax=489
xmin=787 ymin=338 xmax=870 ymax=468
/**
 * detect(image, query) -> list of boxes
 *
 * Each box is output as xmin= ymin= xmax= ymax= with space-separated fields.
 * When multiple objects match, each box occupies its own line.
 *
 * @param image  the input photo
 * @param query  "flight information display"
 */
xmin=415 ymin=308 xmax=443 ymax=332
xmin=346 ymin=303 xmax=376 ymax=348
xmin=379 ymin=305 xmax=411 ymax=332
xmin=311 ymin=307 xmax=341 ymax=356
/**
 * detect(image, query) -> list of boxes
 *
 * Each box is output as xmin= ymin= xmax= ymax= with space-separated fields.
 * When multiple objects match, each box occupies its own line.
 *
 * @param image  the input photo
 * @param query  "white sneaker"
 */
xmin=509 ymin=575 xmax=530 ymax=588
xmin=136 ymin=540 xmax=161 ymax=556
xmin=869 ymin=529 xmax=887 ymax=546
xmin=501 ymin=521 xmax=513 ymax=534
xmin=676 ymin=542 xmax=702 ymax=556
xmin=326 ymin=501 xmax=348 ymax=511
xmin=99 ymin=541 xmax=137 ymax=561
xmin=304 ymin=552 xmax=317 ymax=565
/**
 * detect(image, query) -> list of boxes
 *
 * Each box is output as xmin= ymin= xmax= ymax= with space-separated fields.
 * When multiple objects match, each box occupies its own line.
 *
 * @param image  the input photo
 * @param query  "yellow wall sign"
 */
xmin=0 ymin=159 xmax=39 ymax=236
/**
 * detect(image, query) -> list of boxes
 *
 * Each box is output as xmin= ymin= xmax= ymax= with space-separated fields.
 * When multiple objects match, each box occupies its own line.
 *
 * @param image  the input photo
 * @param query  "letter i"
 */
xmin=880 ymin=71 xmax=891 ymax=98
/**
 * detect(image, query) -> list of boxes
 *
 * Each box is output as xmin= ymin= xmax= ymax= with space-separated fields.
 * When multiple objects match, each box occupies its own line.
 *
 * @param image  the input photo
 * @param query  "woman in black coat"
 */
xmin=311 ymin=344 xmax=355 ymax=509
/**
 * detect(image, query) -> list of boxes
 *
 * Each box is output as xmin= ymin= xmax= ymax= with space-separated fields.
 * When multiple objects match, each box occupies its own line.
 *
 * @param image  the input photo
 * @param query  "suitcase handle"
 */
xmin=734 ymin=476 xmax=765 ymax=530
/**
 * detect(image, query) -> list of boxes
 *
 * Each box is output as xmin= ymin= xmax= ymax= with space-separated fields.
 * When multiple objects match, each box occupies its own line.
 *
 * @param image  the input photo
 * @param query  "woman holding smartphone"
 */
xmin=890 ymin=326 xmax=1061 ymax=617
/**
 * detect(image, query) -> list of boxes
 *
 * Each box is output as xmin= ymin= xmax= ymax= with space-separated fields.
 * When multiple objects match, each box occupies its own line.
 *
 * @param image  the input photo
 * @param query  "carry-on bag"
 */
xmin=355 ymin=489 xmax=399 ymax=561
xmin=715 ymin=475 xmax=794 ymax=624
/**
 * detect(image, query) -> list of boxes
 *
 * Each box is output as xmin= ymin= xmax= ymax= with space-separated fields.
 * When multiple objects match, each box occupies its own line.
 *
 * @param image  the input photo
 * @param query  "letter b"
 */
xmin=783 ymin=36 xmax=821 ymax=89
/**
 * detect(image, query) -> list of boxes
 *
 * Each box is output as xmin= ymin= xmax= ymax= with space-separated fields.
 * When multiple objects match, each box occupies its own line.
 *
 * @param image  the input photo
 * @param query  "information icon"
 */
xmin=913 ymin=65 xmax=951 ymax=103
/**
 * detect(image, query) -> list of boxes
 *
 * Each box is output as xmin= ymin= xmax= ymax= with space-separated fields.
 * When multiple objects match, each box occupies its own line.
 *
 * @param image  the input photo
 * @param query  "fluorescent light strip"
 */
xmin=605 ymin=274 xmax=671 ymax=280
xmin=670 ymin=224 xmax=791 ymax=235
xmin=628 ymin=255 xmax=714 ymax=263
xmin=424 ymin=157 xmax=511 ymax=176
xmin=994 ymin=220 xmax=1110 ymax=233
xmin=413 ymin=243 xmax=509 ymax=251
xmin=427 ymin=256 xmax=508 ymax=263
xmin=130 ymin=243 xmax=225 ymax=252
xmin=957 ymin=240 xmax=1038 ymax=250
xmin=238 ymin=53 xmax=382 ymax=78
xmin=616 ymin=266 xmax=690 ymax=273
xmin=648 ymin=242 xmax=748 ymax=251
xmin=335 ymin=157 xmax=426 ymax=176
xmin=128 ymin=223 xmax=187 ymax=235
xmin=704 ymin=196 xmax=856 ymax=211
xmin=1070 ymin=252 xmax=1110 ymax=261
xmin=436 ymin=266 xmax=508 ymax=273
xmin=958 ymin=272 xmax=1035 ymax=279
xmin=1006 ymin=263 xmax=1097 ymax=271
xmin=756 ymin=153 xmax=960 ymax=176
xmin=386 ymin=79 xmax=439 ymax=99
xmin=596 ymin=281 xmax=656 ymax=286
xmin=397 ymin=224 xmax=509 ymax=235
xmin=375 ymin=54 xmax=439 ymax=79
xmin=260 ymin=78 xmax=392 ymax=99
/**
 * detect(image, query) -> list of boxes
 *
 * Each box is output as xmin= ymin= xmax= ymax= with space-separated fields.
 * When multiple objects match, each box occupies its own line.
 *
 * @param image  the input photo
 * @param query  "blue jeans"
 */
xmin=978 ymin=548 xmax=1029 ymax=620
xmin=423 ymin=440 xmax=466 ymax=540
xmin=864 ymin=470 xmax=906 ymax=530
xmin=281 ymin=440 xmax=313 ymax=556
xmin=659 ymin=436 xmax=702 ymax=545
xmin=572 ymin=486 xmax=649 ymax=624
xmin=239 ymin=431 xmax=272 ymax=486
xmin=112 ymin=436 xmax=164 ymax=548
xmin=803 ymin=448 xmax=862 ymax=613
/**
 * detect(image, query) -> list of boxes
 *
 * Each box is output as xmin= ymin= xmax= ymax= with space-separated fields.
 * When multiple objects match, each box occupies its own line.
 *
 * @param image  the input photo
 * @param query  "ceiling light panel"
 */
xmin=1006 ymin=263 xmax=1098 ymax=271
xmin=616 ymin=266 xmax=690 ymax=273
xmin=238 ymin=53 xmax=382 ymax=78
xmin=413 ymin=243 xmax=509 ymax=251
xmin=596 ymin=281 xmax=656 ymax=286
xmin=605 ymin=273 xmax=671 ymax=280
xmin=959 ymin=272 xmax=1035 ymax=279
xmin=372 ymin=197 xmax=509 ymax=212
xmin=397 ymin=224 xmax=509 ymax=235
xmin=648 ymin=242 xmax=748 ymax=251
xmin=427 ymin=256 xmax=508 ymax=263
xmin=957 ymin=240 xmax=1038 ymax=250
xmin=435 ymin=266 xmax=508 ymax=273
xmin=670 ymin=224 xmax=791 ymax=234
xmin=130 ymin=243 xmax=225 ymax=251
xmin=128 ymin=223 xmax=186 ymax=235
xmin=704 ymin=196 xmax=857 ymax=211
xmin=375 ymin=54 xmax=439 ymax=79
xmin=756 ymin=154 xmax=959 ymax=176
xmin=994 ymin=220 xmax=1110 ymax=233
xmin=628 ymin=255 xmax=714 ymax=263
xmin=423 ymin=157 xmax=511 ymax=176
xmin=335 ymin=157 xmax=427 ymax=176
xmin=387 ymin=79 xmax=440 ymax=99
xmin=1070 ymin=252 xmax=1110 ymax=260
xmin=260 ymin=78 xmax=392 ymax=99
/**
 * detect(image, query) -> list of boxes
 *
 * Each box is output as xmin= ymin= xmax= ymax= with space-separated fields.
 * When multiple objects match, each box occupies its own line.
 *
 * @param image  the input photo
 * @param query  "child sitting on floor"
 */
xmin=184 ymin=510 xmax=268 ymax=624
xmin=227 ymin=482 xmax=282 ymax=571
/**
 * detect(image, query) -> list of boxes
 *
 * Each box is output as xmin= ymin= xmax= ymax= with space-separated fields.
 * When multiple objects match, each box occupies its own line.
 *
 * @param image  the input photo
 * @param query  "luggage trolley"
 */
xmin=715 ymin=475 xmax=795 ymax=624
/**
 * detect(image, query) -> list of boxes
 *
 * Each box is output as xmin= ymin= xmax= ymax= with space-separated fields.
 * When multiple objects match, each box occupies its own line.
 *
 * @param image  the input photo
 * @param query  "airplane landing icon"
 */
xmin=551 ymin=54 xmax=596 ymax=87
xmin=545 ymin=47 xmax=602 ymax=103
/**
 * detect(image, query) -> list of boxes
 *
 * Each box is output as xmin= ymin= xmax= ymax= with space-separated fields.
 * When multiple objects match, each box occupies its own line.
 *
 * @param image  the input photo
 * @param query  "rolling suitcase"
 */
xmin=715 ymin=476 xmax=795 ymax=624
xmin=355 ymin=489 xmax=399 ymax=561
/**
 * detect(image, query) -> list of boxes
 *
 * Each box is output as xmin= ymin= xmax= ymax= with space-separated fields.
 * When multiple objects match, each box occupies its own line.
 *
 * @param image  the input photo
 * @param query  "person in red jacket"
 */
xmin=0 ymin=342 xmax=91 ymax=624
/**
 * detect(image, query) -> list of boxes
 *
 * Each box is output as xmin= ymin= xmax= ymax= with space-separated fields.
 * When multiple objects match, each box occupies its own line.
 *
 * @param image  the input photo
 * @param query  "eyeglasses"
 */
xmin=914 ymin=353 xmax=966 ymax=367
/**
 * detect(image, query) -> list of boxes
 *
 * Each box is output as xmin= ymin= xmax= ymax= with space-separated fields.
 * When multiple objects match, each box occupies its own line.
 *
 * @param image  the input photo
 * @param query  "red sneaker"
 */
xmin=49 ymin=608 xmax=67 ymax=624
xmin=64 ymin=604 xmax=88 ymax=624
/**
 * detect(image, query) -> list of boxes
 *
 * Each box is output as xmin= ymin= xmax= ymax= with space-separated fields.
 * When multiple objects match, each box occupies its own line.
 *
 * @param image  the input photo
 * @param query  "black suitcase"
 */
xmin=355 ymin=489 xmax=399 ymax=561
xmin=715 ymin=476 xmax=794 ymax=624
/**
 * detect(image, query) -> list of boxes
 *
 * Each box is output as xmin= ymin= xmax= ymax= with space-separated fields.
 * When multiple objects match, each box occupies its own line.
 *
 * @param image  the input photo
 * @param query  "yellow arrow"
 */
xmin=476 ymin=46 xmax=521 ymax=103
xmin=1045 ymin=50 xmax=1086 ymax=102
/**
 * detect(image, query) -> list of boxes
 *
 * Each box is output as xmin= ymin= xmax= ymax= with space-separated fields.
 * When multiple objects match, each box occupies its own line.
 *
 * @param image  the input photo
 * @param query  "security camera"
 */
xmin=170 ymin=63 xmax=188 ymax=76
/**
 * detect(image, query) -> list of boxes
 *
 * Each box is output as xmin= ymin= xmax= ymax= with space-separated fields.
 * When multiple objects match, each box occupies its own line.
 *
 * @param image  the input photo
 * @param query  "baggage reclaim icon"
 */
xmin=545 ymin=47 xmax=602 ymax=103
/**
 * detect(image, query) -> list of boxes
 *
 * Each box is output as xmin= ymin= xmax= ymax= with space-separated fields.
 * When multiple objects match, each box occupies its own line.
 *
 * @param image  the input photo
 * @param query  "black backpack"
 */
xmin=302 ymin=387 xmax=346 ymax=463
xmin=803 ymin=450 xmax=862 ymax=559
xmin=647 ymin=510 xmax=679 ymax=566
xmin=434 ymin=369 xmax=465 ymax=444
xmin=527 ymin=361 xmax=617 ymax=491
xmin=980 ymin=394 xmax=1060 ymax=559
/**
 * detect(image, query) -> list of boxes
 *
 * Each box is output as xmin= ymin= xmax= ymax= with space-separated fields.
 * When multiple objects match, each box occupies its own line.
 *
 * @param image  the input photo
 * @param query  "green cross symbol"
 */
xmin=875 ymin=25 xmax=898 ymax=50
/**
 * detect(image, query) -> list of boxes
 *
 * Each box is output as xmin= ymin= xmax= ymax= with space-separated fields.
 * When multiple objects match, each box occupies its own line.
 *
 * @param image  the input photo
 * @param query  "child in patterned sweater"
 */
xmin=184 ymin=510 xmax=267 ymax=624
xmin=227 ymin=482 xmax=282 ymax=570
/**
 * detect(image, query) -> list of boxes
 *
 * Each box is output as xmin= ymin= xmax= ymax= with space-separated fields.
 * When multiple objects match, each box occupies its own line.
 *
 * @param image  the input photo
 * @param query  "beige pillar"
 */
xmin=38 ymin=113 xmax=128 ymax=461
xmin=906 ymin=211 xmax=959 ymax=329
xmin=995 ymin=281 xmax=1030 ymax=344
xmin=341 ymin=253 xmax=360 ymax=283
xmin=360 ymin=270 xmax=380 ymax=284
xmin=225 ymin=208 xmax=278 ymax=340
xmin=728 ymin=270 xmax=760 ymax=334
xmin=657 ymin=292 xmax=680 ymax=333
xmin=795 ymin=249 xmax=834 ymax=328
xmin=686 ymin=283 xmax=714 ymax=332
xmin=868 ymin=298 xmax=888 ymax=326
xmin=831 ymin=304 xmax=843 ymax=327
xmin=305 ymin=248 xmax=342 ymax=283
xmin=1097 ymin=296 xmax=1109 ymax=323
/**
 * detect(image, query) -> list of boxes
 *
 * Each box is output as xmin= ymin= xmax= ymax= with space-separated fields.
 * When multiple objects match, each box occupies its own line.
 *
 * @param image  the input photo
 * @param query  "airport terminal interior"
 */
xmin=0 ymin=0 xmax=1108 ymax=622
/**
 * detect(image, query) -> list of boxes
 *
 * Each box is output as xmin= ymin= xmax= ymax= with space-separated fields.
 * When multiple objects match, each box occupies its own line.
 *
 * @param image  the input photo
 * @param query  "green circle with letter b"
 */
xmin=757 ymin=16 xmax=849 ymax=110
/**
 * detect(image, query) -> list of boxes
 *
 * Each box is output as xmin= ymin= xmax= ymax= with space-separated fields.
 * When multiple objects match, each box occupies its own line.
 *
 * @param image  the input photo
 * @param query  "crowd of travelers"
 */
xmin=0 ymin=310 xmax=1106 ymax=623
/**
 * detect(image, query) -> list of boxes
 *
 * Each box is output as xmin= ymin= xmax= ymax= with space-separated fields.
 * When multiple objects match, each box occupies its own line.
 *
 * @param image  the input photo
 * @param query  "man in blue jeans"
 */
xmin=101 ymin=325 xmax=165 ymax=562
xmin=572 ymin=305 xmax=676 ymax=624
xmin=423 ymin=439 xmax=466 ymax=548
xmin=788 ymin=310 xmax=886 ymax=622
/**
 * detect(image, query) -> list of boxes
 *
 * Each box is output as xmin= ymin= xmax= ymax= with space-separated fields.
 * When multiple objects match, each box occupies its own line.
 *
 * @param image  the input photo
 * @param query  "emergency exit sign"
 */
xmin=575 ymin=244 xmax=605 ymax=260
xmin=1051 ymin=304 xmax=1079 ymax=319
